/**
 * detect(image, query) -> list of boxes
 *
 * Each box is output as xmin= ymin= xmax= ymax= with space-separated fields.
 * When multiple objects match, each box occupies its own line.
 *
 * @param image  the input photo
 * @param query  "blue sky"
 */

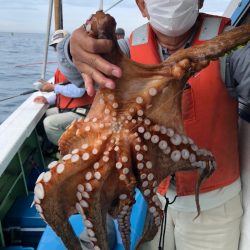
xmin=0 ymin=0 xmax=232 ymax=35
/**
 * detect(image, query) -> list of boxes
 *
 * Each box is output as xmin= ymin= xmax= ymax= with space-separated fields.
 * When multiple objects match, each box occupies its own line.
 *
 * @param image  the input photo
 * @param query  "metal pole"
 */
xmin=54 ymin=0 xmax=63 ymax=30
xmin=99 ymin=0 xmax=103 ymax=10
xmin=41 ymin=0 xmax=54 ymax=79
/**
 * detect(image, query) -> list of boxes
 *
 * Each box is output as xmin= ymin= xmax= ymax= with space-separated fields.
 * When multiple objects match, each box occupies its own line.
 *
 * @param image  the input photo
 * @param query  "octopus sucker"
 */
xmin=34 ymin=10 xmax=250 ymax=250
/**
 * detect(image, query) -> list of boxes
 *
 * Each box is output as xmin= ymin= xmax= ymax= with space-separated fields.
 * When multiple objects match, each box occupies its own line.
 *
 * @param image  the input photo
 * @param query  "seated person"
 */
xmin=115 ymin=27 xmax=125 ymax=40
xmin=34 ymin=78 xmax=93 ymax=145
xmin=34 ymin=30 xmax=94 ymax=146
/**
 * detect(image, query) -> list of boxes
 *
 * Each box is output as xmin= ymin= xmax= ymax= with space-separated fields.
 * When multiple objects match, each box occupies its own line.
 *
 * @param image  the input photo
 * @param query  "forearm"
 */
xmin=56 ymin=35 xmax=83 ymax=87
xmin=54 ymin=84 xmax=86 ymax=98
xmin=46 ymin=94 xmax=56 ymax=105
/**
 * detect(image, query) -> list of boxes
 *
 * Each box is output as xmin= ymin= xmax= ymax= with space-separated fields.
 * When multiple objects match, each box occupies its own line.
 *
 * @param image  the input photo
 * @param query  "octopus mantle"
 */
xmin=34 ymin=11 xmax=250 ymax=250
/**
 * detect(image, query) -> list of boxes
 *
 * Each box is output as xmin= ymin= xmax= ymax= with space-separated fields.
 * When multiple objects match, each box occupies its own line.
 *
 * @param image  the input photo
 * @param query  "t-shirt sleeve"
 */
xmin=225 ymin=43 xmax=250 ymax=104
xmin=56 ymin=35 xmax=84 ymax=87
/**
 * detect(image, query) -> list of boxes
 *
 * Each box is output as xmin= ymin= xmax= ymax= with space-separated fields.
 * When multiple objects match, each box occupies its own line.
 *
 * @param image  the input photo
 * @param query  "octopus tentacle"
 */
xmin=130 ymin=138 xmax=163 ymax=249
xmin=110 ymin=136 xmax=138 ymax=249
xmin=78 ymin=151 xmax=117 ymax=250
xmin=131 ymin=138 xmax=162 ymax=221
xmin=59 ymin=119 xmax=80 ymax=154
xmin=34 ymin=144 xmax=113 ymax=250
xmin=79 ymin=187 xmax=108 ymax=250
xmin=147 ymin=122 xmax=216 ymax=211
xmin=34 ymin=157 xmax=91 ymax=250
xmin=116 ymin=191 xmax=136 ymax=250
xmin=143 ymin=123 xmax=216 ymax=173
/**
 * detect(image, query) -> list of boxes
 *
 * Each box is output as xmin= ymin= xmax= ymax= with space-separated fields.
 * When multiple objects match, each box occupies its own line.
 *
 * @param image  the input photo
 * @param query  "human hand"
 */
xmin=70 ymin=26 xmax=122 ymax=96
xmin=40 ymin=83 xmax=55 ymax=92
xmin=33 ymin=96 xmax=49 ymax=104
xmin=38 ymin=79 xmax=50 ymax=85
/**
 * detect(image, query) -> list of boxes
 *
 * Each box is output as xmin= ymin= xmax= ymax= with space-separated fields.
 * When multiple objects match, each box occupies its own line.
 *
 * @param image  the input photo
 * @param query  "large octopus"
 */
xmin=34 ymin=11 xmax=250 ymax=250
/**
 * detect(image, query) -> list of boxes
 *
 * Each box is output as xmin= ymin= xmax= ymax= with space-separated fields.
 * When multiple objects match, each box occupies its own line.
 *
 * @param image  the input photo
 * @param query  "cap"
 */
xmin=115 ymin=28 xmax=125 ymax=35
xmin=49 ymin=29 xmax=68 ymax=46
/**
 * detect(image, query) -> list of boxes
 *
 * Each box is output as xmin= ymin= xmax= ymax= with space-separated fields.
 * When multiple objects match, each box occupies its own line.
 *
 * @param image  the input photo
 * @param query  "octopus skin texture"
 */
xmin=34 ymin=11 xmax=250 ymax=250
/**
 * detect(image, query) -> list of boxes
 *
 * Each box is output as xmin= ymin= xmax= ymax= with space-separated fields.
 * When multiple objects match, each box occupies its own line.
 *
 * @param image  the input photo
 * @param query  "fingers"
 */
xmin=39 ymin=79 xmax=48 ymax=84
xmin=74 ymin=59 xmax=116 ymax=91
xmin=82 ymin=73 xmax=95 ymax=97
xmin=70 ymin=26 xmax=122 ymax=89
xmin=33 ymin=96 xmax=48 ymax=104
xmin=73 ymin=51 xmax=121 ymax=79
xmin=80 ymin=65 xmax=115 ymax=97
xmin=41 ymin=83 xmax=54 ymax=92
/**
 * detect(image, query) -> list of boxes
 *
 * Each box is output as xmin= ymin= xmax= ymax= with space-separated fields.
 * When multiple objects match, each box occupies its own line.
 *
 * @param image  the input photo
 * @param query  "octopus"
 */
xmin=33 ymin=11 xmax=250 ymax=250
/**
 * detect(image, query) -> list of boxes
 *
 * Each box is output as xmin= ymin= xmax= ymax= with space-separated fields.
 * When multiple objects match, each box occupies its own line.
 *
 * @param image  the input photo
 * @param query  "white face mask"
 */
xmin=145 ymin=0 xmax=199 ymax=37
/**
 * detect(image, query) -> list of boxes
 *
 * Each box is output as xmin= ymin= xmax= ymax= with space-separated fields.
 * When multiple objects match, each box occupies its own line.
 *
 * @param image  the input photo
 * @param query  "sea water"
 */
xmin=0 ymin=32 xmax=58 ymax=124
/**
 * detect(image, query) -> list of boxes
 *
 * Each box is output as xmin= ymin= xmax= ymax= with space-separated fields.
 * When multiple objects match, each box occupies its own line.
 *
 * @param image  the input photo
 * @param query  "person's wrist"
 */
xmin=54 ymin=84 xmax=60 ymax=93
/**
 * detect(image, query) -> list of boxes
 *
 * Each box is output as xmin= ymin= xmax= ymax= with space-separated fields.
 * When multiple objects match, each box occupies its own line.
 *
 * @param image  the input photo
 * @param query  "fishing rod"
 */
xmin=104 ymin=0 xmax=124 ymax=12
xmin=0 ymin=89 xmax=37 ymax=103
xmin=15 ymin=61 xmax=57 ymax=68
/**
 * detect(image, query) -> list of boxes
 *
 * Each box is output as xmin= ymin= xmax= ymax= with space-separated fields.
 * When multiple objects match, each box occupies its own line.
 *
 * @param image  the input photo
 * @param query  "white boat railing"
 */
xmin=0 ymin=93 xmax=46 ymax=175
xmin=0 ymin=89 xmax=54 ymax=175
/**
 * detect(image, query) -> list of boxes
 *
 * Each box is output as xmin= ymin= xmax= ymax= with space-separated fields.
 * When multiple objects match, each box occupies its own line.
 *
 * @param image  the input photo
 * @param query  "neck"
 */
xmin=152 ymin=26 xmax=192 ymax=54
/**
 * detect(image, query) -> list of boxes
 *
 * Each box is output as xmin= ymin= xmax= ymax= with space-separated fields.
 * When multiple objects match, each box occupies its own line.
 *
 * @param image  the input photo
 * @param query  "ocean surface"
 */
xmin=0 ymin=32 xmax=58 ymax=124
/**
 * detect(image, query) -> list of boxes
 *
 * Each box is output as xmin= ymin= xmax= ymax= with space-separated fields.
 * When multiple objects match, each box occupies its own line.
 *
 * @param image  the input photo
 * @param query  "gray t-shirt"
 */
xmin=223 ymin=43 xmax=250 ymax=122
xmin=56 ymin=34 xmax=84 ymax=87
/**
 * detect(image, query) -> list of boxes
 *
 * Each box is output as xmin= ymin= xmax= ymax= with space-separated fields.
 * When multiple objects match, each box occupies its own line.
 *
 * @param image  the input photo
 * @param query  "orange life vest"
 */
xmin=54 ymin=68 xmax=94 ymax=110
xmin=129 ymin=14 xmax=240 ymax=196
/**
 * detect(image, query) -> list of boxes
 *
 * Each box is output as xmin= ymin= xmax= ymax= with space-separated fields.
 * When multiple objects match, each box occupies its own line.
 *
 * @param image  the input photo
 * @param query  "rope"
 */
xmin=104 ymin=0 xmax=124 ymax=12
xmin=158 ymin=195 xmax=178 ymax=250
